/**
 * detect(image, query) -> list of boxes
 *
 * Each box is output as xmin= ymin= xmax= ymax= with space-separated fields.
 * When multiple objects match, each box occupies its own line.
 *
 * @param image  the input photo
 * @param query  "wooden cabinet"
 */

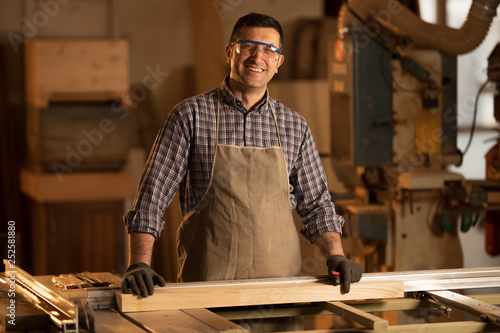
xmin=24 ymin=39 xmax=131 ymax=174
xmin=28 ymin=200 xmax=127 ymax=275
xmin=22 ymin=39 xmax=132 ymax=275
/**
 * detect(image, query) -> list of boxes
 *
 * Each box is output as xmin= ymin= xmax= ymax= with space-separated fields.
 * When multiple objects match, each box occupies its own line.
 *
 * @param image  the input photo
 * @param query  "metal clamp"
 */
xmin=3 ymin=260 xmax=79 ymax=332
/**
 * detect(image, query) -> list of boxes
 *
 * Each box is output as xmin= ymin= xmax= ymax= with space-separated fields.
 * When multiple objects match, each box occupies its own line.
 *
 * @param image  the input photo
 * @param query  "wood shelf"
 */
xmin=20 ymin=168 xmax=133 ymax=202
xmin=25 ymin=39 xmax=129 ymax=108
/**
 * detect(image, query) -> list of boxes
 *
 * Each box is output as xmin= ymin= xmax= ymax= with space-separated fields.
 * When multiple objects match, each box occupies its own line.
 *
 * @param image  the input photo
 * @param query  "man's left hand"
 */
xmin=326 ymin=255 xmax=362 ymax=293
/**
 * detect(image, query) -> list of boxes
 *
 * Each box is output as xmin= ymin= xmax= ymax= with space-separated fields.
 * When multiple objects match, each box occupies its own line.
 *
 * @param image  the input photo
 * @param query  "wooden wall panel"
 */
xmin=29 ymin=200 xmax=127 ymax=275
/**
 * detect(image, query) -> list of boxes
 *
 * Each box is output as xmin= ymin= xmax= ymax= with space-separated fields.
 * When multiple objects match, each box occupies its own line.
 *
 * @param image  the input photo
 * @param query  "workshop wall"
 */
xmin=0 ymin=0 xmax=324 ymax=277
xmin=1 ymin=0 xmax=498 ymax=298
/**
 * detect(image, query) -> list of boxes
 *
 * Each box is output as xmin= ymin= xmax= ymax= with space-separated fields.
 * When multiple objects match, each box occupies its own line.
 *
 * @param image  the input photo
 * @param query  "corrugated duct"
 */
xmin=338 ymin=0 xmax=500 ymax=55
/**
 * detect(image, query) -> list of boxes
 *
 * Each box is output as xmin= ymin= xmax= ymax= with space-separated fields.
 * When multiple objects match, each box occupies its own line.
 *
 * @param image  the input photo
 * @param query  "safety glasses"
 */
xmin=231 ymin=40 xmax=282 ymax=62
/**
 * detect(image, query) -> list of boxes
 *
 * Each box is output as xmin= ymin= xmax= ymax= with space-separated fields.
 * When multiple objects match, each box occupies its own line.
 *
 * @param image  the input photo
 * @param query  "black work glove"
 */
xmin=121 ymin=263 xmax=166 ymax=298
xmin=327 ymin=255 xmax=362 ymax=293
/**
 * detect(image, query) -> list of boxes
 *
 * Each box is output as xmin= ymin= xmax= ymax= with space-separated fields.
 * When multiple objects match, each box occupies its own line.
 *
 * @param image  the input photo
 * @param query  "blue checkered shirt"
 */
xmin=124 ymin=78 xmax=344 ymax=243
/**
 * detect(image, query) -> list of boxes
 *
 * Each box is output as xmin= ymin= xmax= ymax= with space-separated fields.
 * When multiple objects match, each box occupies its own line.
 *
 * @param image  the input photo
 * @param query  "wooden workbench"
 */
xmin=3 ymin=266 xmax=500 ymax=332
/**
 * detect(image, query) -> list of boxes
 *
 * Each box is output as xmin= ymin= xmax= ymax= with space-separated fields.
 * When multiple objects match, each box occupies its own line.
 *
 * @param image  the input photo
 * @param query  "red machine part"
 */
xmin=485 ymin=143 xmax=500 ymax=256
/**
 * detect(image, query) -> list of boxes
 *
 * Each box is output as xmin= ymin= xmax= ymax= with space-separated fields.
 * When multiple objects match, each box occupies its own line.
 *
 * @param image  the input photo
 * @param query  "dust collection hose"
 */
xmin=338 ymin=0 xmax=500 ymax=55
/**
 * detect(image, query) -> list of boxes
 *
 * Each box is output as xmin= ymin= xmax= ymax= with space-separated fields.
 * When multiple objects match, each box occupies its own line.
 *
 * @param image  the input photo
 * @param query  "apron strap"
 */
xmin=216 ymin=90 xmax=221 ymax=144
xmin=268 ymin=99 xmax=282 ymax=148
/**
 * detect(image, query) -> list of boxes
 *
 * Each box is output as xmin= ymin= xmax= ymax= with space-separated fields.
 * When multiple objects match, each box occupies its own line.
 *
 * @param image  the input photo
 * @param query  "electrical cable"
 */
xmin=342 ymin=0 xmax=397 ymax=57
xmin=342 ymin=0 xmax=435 ymax=92
xmin=343 ymin=0 xmax=491 ymax=158
xmin=461 ymin=79 xmax=490 ymax=156
xmin=343 ymin=0 xmax=408 ymax=92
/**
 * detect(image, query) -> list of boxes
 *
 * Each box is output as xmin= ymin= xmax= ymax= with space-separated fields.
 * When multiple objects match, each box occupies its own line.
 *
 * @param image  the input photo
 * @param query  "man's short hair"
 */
xmin=229 ymin=12 xmax=284 ymax=50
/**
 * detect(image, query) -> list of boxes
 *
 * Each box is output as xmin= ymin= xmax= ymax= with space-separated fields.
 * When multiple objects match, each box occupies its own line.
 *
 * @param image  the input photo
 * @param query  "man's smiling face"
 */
xmin=226 ymin=26 xmax=284 ymax=94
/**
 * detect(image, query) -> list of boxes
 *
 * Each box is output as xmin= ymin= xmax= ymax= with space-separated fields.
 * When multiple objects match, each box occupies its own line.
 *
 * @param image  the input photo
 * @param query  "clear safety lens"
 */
xmin=233 ymin=40 xmax=281 ymax=62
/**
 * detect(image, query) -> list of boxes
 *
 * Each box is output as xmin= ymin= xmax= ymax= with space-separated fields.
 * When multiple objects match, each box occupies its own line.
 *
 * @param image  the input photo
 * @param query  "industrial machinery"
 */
xmin=330 ymin=0 xmax=500 ymax=272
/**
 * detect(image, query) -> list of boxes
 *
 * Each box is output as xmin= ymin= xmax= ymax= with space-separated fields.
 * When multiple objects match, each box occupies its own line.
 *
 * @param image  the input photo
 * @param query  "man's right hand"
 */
xmin=326 ymin=255 xmax=362 ymax=293
xmin=121 ymin=263 xmax=166 ymax=298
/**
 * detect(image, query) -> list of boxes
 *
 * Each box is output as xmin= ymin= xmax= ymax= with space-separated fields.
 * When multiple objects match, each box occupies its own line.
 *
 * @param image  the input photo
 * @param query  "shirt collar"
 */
xmin=219 ymin=76 xmax=271 ymax=113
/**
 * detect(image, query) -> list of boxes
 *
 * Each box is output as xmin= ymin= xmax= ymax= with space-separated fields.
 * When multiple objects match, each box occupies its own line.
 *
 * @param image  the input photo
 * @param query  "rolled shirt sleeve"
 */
xmin=124 ymin=103 xmax=191 ymax=240
xmin=289 ymin=121 xmax=345 ymax=244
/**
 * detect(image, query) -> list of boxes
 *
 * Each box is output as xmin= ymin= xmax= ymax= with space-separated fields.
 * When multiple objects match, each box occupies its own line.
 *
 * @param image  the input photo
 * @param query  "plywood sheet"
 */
xmin=116 ymin=278 xmax=404 ymax=313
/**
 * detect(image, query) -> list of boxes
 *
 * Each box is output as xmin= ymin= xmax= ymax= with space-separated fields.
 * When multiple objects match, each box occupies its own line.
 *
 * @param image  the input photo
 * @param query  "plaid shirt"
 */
xmin=125 ymin=78 xmax=344 ymax=243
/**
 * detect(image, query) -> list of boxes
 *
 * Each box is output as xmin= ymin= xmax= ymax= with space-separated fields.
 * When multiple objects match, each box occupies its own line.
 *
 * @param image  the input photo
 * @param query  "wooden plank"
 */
xmin=290 ymin=321 xmax=489 ymax=333
xmin=93 ymin=310 xmax=145 ymax=333
xmin=427 ymin=290 xmax=500 ymax=324
xmin=20 ymin=169 xmax=133 ymax=202
xmin=124 ymin=310 xmax=238 ymax=333
xmin=181 ymin=309 xmax=246 ymax=333
xmin=396 ymin=169 xmax=464 ymax=191
xmin=346 ymin=298 xmax=423 ymax=312
xmin=344 ymin=203 xmax=387 ymax=215
xmin=213 ymin=304 xmax=327 ymax=321
xmin=116 ymin=279 xmax=404 ymax=313
xmin=320 ymin=301 xmax=388 ymax=330
xmin=25 ymin=39 xmax=129 ymax=108
xmin=386 ymin=321 xmax=488 ymax=333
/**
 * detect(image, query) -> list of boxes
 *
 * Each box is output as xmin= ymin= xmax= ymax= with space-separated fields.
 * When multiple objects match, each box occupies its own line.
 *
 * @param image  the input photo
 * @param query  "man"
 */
xmin=123 ymin=11 xmax=361 ymax=310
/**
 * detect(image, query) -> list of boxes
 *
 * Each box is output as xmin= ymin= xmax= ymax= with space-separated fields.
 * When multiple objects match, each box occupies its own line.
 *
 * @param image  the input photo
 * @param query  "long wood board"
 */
xmin=116 ymin=278 xmax=404 ymax=313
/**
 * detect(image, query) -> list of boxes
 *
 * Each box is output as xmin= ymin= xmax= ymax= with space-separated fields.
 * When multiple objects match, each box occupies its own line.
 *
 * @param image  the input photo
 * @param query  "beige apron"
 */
xmin=176 ymin=93 xmax=302 ymax=283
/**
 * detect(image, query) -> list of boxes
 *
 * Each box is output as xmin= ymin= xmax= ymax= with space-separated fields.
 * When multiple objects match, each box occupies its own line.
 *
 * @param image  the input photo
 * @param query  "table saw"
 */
xmin=2 ymin=260 xmax=500 ymax=332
